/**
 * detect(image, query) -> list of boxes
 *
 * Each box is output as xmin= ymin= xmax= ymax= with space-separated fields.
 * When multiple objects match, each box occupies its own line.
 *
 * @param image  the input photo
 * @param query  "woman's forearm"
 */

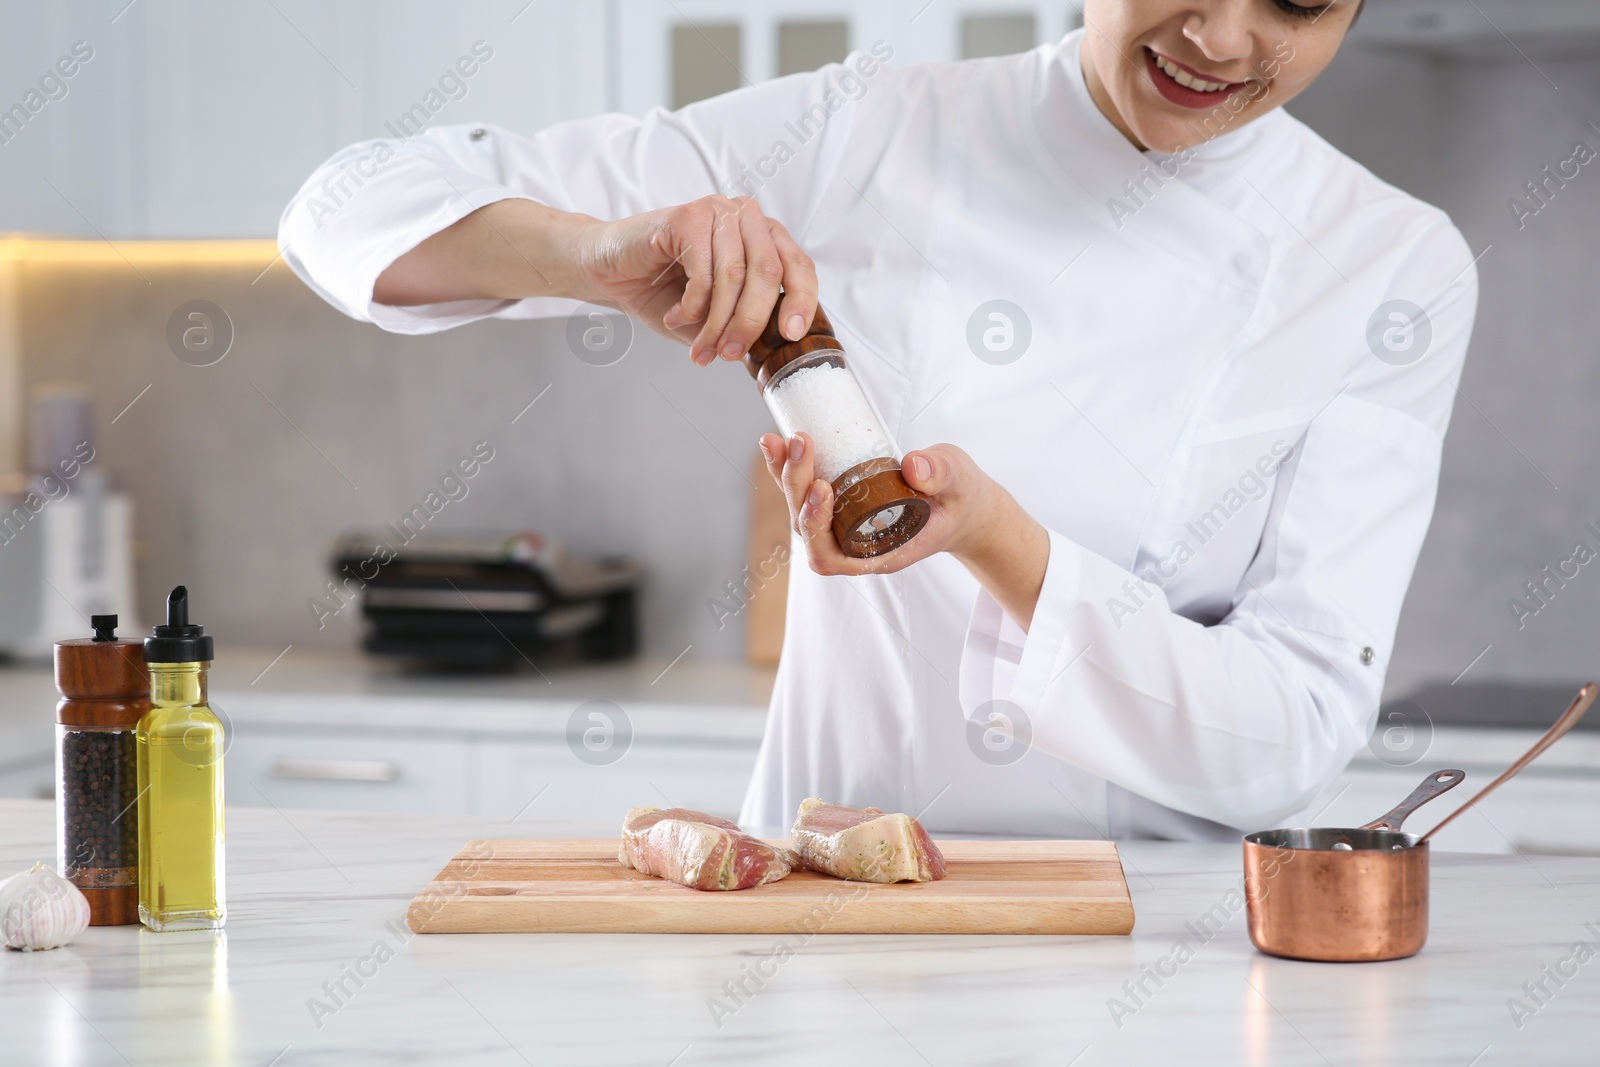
xmin=951 ymin=490 xmax=1051 ymax=631
xmin=372 ymin=199 xmax=596 ymax=307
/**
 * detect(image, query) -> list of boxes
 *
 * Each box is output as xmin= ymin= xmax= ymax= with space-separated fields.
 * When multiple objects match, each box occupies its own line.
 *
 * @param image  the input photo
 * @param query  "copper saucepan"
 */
xmin=1243 ymin=683 xmax=1598 ymax=963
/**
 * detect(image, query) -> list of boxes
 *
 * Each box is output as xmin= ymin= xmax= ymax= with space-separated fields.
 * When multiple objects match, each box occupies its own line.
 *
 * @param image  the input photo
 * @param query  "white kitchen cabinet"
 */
xmin=0 ymin=0 xmax=609 ymax=238
xmin=135 ymin=0 xmax=610 ymax=237
xmin=224 ymin=726 xmax=475 ymax=816
xmin=223 ymin=726 xmax=758 ymax=823
xmin=59 ymin=706 xmax=1600 ymax=853
xmin=4 ymin=1 xmax=1099 ymax=238
xmin=215 ymin=689 xmax=764 ymax=821
xmin=615 ymin=0 xmax=1083 ymax=116
xmin=10 ymin=654 xmax=1595 ymax=854
xmin=1312 ymin=753 xmax=1600 ymax=856
xmin=476 ymin=737 xmax=759 ymax=826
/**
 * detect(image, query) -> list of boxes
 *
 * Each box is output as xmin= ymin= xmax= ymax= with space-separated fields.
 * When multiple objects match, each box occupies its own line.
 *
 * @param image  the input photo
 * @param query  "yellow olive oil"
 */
xmin=138 ymin=587 xmax=225 ymax=931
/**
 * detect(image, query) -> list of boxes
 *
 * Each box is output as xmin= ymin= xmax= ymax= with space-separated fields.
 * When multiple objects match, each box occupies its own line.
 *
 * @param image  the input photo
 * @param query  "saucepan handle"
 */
xmin=1421 ymin=683 xmax=1598 ymax=844
xmin=1359 ymin=768 xmax=1466 ymax=832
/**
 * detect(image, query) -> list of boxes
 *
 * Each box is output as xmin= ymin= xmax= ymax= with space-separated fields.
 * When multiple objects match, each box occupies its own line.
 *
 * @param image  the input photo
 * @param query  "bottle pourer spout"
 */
xmin=145 ymin=584 xmax=212 ymax=663
xmin=167 ymin=586 xmax=188 ymax=628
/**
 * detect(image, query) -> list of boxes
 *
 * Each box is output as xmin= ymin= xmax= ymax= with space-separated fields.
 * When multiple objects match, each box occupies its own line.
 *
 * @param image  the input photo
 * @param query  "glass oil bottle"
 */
xmin=137 ymin=585 xmax=226 ymax=931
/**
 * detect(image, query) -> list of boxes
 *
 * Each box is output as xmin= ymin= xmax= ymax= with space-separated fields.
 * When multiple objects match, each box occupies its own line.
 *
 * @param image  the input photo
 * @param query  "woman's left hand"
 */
xmin=759 ymin=432 xmax=1051 ymax=624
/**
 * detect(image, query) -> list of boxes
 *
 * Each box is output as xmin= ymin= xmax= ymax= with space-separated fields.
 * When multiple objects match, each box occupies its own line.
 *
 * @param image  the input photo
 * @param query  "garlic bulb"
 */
xmin=0 ymin=862 xmax=90 ymax=951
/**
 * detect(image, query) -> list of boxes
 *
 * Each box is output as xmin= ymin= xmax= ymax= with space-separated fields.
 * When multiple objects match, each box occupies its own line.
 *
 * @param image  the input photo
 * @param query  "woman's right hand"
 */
xmin=575 ymin=195 xmax=818 ymax=364
xmin=376 ymin=194 xmax=817 ymax=364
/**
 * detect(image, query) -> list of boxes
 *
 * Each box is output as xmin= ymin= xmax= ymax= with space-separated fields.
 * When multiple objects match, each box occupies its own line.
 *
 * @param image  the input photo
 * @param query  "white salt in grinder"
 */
xmin=744 ymin=304 xmax=930 ymax=558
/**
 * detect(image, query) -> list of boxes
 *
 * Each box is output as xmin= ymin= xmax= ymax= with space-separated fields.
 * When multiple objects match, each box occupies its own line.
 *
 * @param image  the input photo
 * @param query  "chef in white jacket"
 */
xmin=281 ymin=0 xmax=1477 ymax=840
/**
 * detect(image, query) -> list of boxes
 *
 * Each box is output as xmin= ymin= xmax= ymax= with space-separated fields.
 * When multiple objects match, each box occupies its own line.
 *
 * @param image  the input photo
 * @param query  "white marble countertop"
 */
xmin=3 ymin=798 xmax=1597 ymax=1066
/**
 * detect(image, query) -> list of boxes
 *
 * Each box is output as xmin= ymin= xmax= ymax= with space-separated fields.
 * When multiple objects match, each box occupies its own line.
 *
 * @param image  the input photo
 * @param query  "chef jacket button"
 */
xmin=469 ymin=127 xmax=488 ymax=141
xmin=1360 ymin=646 xmax=1375 ymax=665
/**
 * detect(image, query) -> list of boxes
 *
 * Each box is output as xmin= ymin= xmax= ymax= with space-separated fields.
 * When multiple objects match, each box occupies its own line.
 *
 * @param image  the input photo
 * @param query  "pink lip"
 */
xmin=1143 ymin=47 xmax=1251 ymax=110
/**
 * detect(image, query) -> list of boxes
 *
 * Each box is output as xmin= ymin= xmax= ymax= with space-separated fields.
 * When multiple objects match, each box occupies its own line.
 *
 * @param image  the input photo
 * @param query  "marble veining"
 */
xmin=3 ymin=799 xmax=1598 ymax=1066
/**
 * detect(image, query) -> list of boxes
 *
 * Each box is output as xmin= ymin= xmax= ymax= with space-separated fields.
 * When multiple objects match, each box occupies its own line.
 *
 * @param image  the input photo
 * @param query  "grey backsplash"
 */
xmin=17 ymin=46 xmax=1600 ymax=692
xmin=1293 ymin=48 xmax=1600 ymax=696
xmin=20 ymin=259 xmax=772 ymax=663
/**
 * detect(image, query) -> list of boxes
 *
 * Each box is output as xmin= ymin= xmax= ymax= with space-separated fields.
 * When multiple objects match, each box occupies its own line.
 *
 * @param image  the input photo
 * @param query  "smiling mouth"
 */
xmin=1148 ymin=48 xmax=1244 ymax=93
xmin=1143 ymin=47 xmax=1254 ymax=108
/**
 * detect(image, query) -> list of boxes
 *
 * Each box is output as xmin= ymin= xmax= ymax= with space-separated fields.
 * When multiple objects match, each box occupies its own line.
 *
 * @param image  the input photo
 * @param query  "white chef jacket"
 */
xmin=280 ymin=31 xmax=1477 ymax=841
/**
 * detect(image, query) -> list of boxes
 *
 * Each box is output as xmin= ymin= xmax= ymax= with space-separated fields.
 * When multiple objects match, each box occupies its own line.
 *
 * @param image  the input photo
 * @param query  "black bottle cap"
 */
xmin=91 ymin=614 xmax=118 ymax=642
xmin=144 ymin=586 xmax=214 ymax=663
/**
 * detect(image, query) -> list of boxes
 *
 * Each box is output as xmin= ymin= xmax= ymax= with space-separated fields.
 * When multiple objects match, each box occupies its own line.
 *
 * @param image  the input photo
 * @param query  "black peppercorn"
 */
xmin=59 ymin=728 xmax=139 ymax=881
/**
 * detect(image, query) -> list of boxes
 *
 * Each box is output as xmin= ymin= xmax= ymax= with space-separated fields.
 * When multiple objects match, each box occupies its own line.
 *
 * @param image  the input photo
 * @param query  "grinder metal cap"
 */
xmin=144 ymin=586 xmax=214 ymax=663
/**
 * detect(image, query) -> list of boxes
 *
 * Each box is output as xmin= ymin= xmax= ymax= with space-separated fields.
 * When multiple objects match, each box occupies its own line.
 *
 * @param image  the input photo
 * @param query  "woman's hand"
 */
xmin=759 ymin=432 xmax=1052 ymax=627
xmin=375 ymin=195 xmax=816 ymax=365
xmin=575 ymin=195 xmax=816 ymax=365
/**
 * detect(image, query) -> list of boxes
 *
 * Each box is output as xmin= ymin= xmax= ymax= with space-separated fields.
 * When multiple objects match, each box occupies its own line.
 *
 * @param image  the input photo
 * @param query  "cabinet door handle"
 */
xmin=270 ymin=758 xmax=399 ymax=783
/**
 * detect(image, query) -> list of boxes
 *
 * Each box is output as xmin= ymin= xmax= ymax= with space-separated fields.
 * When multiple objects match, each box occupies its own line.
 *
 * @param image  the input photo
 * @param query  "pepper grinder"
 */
xmin=54 ymin=614 xmax=149 ymax=925
xmin=744 ymin=304 xmax=931 ymax=558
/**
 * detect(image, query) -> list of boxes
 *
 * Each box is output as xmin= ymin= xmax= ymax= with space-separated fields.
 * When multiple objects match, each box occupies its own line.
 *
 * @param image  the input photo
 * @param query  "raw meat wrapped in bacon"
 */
xmin=618 ymin=807 xmax=799 ymax=891
xmin=791 ymin=798 xmax=948 ymax=883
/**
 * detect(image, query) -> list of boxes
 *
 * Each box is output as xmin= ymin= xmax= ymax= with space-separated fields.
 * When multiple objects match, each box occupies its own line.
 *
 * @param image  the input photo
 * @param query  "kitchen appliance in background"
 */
xmin=330 ymin=530 xmax=640 ymax=670
xmin=0 ymin=387 xmax=137 ymax=658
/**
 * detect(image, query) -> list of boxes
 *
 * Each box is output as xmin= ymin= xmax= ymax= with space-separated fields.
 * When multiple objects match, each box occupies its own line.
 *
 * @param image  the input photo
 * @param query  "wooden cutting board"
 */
xmin=406 ymin=838 xmax=1134 ymax=935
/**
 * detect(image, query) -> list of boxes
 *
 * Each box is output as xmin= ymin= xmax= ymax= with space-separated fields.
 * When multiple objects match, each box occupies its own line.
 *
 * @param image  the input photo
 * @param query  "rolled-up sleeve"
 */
xmin=960 ymin=220 xmax=1479 ymax=830
xmin=278 ymin=56 xmax=880 ymax=334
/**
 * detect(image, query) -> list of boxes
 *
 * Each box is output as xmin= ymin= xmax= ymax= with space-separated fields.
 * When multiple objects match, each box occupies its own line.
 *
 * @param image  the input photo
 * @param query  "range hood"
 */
xmin=1351 ymin=0 xmax=1600 ymax=55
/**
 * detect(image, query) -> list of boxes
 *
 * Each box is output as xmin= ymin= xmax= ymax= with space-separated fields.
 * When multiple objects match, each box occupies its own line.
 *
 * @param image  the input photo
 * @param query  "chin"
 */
xmin=1116 ymin=109 xmax=1203 ymax=155
xmin=1124 ymin=85 xmax=1274 ymax=154
xmin=1129 ymin=122 xmax=1194 ymax=155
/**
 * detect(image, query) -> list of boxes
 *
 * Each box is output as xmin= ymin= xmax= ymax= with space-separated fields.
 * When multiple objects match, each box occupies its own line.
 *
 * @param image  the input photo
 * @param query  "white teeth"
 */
xmin=1154 ymin=53 xmax=1229 ymax=93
